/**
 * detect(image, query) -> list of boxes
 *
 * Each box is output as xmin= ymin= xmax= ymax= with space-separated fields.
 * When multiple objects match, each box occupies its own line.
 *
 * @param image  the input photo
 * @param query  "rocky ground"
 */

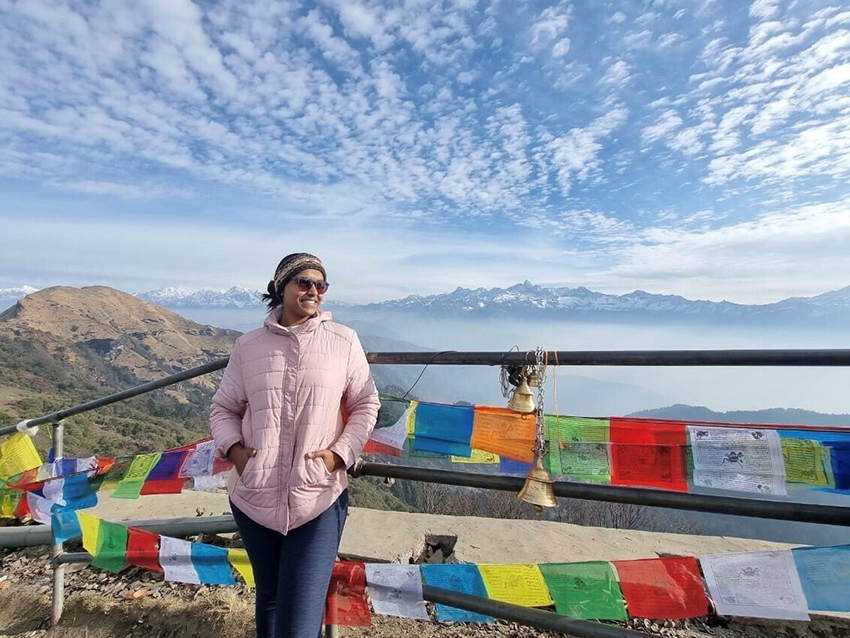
xmin=1 ymin=544 xmax=849 ymax=638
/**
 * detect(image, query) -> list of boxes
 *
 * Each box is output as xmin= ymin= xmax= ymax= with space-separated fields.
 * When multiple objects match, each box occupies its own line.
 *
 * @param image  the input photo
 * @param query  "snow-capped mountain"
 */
xmin=352 ymin=281 xmax=850 ymax=321
xmin=137 ymin=286 xmax=264 ymax=309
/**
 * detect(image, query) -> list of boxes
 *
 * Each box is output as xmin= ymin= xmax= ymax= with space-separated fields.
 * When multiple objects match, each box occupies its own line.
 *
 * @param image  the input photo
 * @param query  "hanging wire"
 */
xmin=400 ymin=350 xmax=458 ymax=400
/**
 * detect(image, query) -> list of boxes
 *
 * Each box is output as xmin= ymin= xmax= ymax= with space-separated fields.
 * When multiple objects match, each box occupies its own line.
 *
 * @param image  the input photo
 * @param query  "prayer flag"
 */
xmin=146 ymin=450 xmax=187 ymax=481
xmin=376 ymin=397 xmax=410 ymax=429
xmin=77 ymin=511 xmax=100 ymax=555
xmin=112 ymin=453 xmax=162 ymax=499
xmin=140 ymin=477 xmax=186 ymax=495
xmin=420 ymin=564 xmax=493 ymax=623
xmin=545 ymin=416 xmax=611 ymax=482
xmin=228 ymin=549 xmax=255 ymax=587
xmin=478 ymin=563 xmax=553 ymax=608
xmin=127 ymin=527 xmax=162 ymax=572
xmin=452 ymin=449 xmax=500 ymax=464
xmin=324 ymin=561 xmax=371 ymax=627
xmin=412 ymin=403 xmax=474 ymax=458
xmin=364 ymin=564 xmax=429 ymax=619
xmin=700 ymin=550 xmax=809 ymax=620
xmin=470 ymin=407 xmax=536 ymax=463
xmin=91 ymin=519 xmax=128 ymax=574
xmin=613 ymin=557 xmax=708 ymax=619
xmin=688 ymin=426 xmax=786 ymax=496
xmin=539 ymin=561 xmax=628 ymax=621
xmin=0 ymin=490 xmax=21 ymax=518
xmin=792 ymin=545 xmax=850 ymax=612
xmin=52 ymin=510 xmax=82 ymax=544
xmin=26 ymin=492 xmax=54 ymax=525
xmin=368 ymin=404 xmax=411 ymax=454
xmin=0 ymin=433 xmax=42 ymax=478
xmin=499 ymin=457 xmax=533 ymax=475
xmin=159 ymin=536 xmax=200 ymax=584
xmin=179 ymin=440 xmax=215 ymax=478
xmin=610 ymin=419 xmax=688 ymax=492
xmin=191 ymin=542 xmax=236 ymax=585
xmin=100 ymin=456 xmax=134 ymax=491
xmin=781 ymin=438 xmax=831 ymax=487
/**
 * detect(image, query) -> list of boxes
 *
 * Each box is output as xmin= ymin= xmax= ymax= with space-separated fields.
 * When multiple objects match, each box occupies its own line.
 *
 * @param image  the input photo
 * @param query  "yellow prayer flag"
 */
xmin=0 ymin=433 xmax=42 ymax=479
xmin=77 ymin=512 xmax=100 ymax=555
xmin=228 ymin=549 xmax=255 ymax=587
xmin=406 ymin=401 xmax=418 ymax=437
xmin=0 ymin=491 xmax=20 ymax=518
xmin=452 ymin=449 xmax=500 ymax=464
xmin=478 ymin=563 xmax=553 ymax=607
xmin=782 ymin=439 xmax=830 ymax=486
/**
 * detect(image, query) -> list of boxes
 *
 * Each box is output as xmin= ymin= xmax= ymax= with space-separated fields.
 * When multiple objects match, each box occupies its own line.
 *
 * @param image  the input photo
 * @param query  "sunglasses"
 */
xmin=292 ymin=276 xmax=330 ymax=294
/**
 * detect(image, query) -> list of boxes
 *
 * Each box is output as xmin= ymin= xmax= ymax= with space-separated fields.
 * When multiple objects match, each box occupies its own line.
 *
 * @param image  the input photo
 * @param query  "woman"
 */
xmin=210 ymin=252 xmax=380 ymax=638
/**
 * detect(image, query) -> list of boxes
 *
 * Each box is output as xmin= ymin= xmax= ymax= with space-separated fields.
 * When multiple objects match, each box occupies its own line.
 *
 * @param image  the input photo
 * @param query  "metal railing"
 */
xmin=2 ymin=348 xmax=850 ymax=636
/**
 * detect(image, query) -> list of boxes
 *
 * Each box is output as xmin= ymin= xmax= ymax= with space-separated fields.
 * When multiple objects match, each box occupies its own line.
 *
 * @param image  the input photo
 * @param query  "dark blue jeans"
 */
xmin=231 ymin=491 xmax=348 ymax=638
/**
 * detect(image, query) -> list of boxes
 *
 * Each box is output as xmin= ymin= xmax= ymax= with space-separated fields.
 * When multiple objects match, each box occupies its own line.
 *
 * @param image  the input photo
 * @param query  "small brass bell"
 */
xmin=526 ymin=370 xmax=542 ymax=387
xmin=507 ymin=379 xmax=535 ymax=413
xmin=518 ymin=456 xmax=558 ymax=514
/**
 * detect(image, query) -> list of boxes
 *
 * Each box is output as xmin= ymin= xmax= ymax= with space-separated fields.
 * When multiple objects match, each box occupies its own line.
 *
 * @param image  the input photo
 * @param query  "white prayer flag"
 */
xmin=159 ymin=536 xmax=201 ymax=584
xmin=26 ymin=492 xmax=54 ymax=525
xmin=369 ymin=407 xmax=411 ymax=452
xmin=364 ymin=564 xmax=429 ymax=619
xmin=193 ymin=473 xmax=228 ymax=491
xmin=41 ymin=477 xmax=66 ymax=506
xmin=688 ymin=426 xmax=786 ymax=495
xmin=178 ymin=440 xmax=215 ymax=478
xmin=700 ymin=550 xmax=809 ymax=620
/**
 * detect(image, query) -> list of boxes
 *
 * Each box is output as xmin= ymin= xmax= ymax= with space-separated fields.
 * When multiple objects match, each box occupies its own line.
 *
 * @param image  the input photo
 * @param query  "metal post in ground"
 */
xmin=50 ymin=419 xmax=65 ymax=626
xmin=324 ymin=623 xmax=338 ymax=638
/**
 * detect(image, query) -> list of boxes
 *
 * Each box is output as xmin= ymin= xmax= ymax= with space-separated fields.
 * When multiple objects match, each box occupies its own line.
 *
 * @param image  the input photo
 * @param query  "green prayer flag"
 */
xmin=100 ymin=456 xmax=134 ymax=491
xmin=544 ymin=416 xmax=611 ymax=481
xmin=91 ymin=520 xmax=128 ymax=574
xmin=539 ymin=561 xmax=627 ymax=621
xmin=112 ymin=453 xmax=161 ymax=500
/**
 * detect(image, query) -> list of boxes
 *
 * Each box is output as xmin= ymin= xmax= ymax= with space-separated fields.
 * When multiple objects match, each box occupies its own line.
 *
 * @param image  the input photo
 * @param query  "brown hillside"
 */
xmin=0 ymin=286 xmax=238 ymax=393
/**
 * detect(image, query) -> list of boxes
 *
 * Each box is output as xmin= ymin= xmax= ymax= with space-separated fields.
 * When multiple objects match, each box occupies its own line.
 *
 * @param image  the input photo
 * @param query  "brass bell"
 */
xmin=507 ymin=379 xmax=535 ymax=413
xmin=526 ymin=370 xmax=542 ymax=387
xmin=518 ymin=456 xmax=558 ymax=514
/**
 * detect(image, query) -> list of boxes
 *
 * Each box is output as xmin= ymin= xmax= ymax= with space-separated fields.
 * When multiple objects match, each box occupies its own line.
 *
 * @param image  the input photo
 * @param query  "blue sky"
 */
xmin=1 ymin=0 xmax=849 ymax=303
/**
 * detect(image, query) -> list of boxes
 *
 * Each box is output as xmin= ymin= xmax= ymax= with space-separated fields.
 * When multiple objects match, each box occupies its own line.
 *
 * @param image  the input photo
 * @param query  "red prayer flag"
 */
xmin=139 ymin=478 xmax=186 ymax=495
xmin=7 ymin=468 xmax=43 ymax=491
xmin=363 ymin=439 xmax=403 ymax=457
xmin=96 ymin=457 xmax=115 ymax=476
xmin=126 ymin=527 xmax=162 ymax=572
xmin=610 ymin=418 xmax=689 ymax=492
xmin=212 ymin=457 xmax=233 ymax=475
xmin=613 ymin=557 xmax=708 ymax=620
xmin=324 ymin=561 xmax=371 ymax=627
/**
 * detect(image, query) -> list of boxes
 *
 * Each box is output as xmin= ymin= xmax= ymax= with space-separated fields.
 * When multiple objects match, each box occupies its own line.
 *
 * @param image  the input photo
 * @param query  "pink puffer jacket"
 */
xmin=209 ymin=309 xmax=379 ymax=534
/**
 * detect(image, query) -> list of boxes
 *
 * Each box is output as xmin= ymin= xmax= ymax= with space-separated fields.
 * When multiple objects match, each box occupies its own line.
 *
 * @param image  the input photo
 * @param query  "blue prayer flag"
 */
xmin=191 ymin=542 xmax=237 ymax=586
xmin=421 ymin=564 xmax=494 ymax=623
xmin=63 ymin=473 xmax=92 ymax=499
xmin=414 ymin=404 xmax=474 ymax=445
xmin=793 ymin=545 xmax=850 ymax=612
xmin=412 ymin=437 xmax=471 ymax=458
xmin=500 ymin=457 xmax=533 ymax=475
xmin=51 ymin=511 xmax=82 ymax=544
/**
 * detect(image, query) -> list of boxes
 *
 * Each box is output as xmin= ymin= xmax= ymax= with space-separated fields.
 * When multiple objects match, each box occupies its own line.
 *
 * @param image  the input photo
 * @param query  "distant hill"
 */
xmin=0 ymin=286 xmax=239 ymax=456
xmin=630 ymin=403 xmax=850 ymax=427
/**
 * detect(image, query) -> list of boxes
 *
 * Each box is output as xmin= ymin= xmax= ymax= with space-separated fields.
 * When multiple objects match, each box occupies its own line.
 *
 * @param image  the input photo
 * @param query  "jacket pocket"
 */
xmin=238 ymin=455 xmax=258 ymax=488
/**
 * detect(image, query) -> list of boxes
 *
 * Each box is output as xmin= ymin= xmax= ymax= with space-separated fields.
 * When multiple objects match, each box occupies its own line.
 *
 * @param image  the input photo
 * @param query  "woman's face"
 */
xmin=282 ymin=268 xmax=326 ymax=322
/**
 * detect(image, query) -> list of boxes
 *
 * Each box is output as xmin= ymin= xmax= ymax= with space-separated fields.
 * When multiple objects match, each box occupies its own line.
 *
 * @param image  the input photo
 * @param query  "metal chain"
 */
xmin=534 ymin=347 xmax=547 ymax=459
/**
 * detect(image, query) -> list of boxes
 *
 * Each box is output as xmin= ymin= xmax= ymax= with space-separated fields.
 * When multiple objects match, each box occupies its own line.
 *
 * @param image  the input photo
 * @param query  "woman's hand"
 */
xmin=227 ymin=443 xmax=256 ymax=477
xmin=307 ymin=449 xmax=345 ymax=473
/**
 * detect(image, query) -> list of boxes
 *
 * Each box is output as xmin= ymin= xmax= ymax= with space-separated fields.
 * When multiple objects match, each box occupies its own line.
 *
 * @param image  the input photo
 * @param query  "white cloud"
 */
xmin=750 ymin=0 xmax=779 ymax=20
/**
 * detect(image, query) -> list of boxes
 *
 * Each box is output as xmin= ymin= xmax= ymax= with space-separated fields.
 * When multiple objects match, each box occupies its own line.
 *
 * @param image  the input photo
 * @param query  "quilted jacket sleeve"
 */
xmin=330 ymin=331 xmax=380 ymax=468
xmin=210 ymin=339 xmax=248 ymax=460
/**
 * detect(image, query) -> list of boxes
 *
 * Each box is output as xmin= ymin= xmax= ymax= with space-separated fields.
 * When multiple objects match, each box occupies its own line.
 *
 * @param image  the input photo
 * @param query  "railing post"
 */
xmin=324 ymin=622 xmax=338 ymax=638
xmin=50 ymin=419 xmax=65 ymax=626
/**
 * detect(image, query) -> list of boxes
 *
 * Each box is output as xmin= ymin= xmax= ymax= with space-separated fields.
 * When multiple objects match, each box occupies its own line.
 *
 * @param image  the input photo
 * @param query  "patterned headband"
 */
xmin=272 ymin=253 xmax=326 ymax=291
